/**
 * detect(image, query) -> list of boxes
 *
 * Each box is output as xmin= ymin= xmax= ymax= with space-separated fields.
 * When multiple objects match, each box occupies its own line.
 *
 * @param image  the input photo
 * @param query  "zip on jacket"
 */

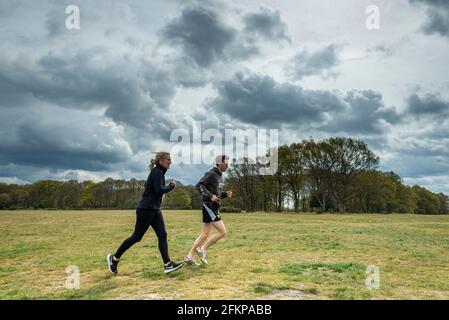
xmin=137 ymin=164 xmax=174 ymax=210
xmin=196 ymin=167 xmax=227 ymax=204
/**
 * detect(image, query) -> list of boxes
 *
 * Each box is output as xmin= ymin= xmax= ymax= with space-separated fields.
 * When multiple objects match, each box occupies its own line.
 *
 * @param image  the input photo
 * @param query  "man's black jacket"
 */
xmin=196 ymin=167 xmax=227 ymax=203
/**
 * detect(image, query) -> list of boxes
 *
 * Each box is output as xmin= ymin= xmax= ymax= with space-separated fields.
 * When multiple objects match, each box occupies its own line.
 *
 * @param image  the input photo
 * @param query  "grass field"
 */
xmin=1 ymin=210 xmax=449 ymax=300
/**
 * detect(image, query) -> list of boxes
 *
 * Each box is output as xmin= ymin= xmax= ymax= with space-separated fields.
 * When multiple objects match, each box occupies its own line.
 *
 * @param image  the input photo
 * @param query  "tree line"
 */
xmin=224 ymin=137 xmax=449 ymax=214
xmin=0 ymin=137 xmax=448 ymax=214
xmin=0 ymin=178 xmax=199 ymax=210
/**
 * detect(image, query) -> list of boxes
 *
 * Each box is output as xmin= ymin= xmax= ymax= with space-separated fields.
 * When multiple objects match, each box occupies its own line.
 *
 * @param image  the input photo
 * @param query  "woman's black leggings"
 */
xmin=114 ymin=208 xmax=170 ymax=264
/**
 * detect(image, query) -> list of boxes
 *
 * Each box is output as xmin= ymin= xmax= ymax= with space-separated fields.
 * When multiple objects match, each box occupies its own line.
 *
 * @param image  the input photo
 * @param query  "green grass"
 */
xmin=1 ymin=210 xmax=449 ymax=299
xmin=280 ymin=262 xmax=366 ymax=275
xmin=251 ymin=282 xmax=292 ymax=294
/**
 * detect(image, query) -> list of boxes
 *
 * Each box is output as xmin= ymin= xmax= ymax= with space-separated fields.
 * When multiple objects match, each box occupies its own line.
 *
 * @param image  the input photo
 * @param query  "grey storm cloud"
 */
xmin=0 ymin=0 xmax=20 ymax=17
xmin=374 ymin=92 xmax=449 ymax=186
xmin=46 ymin=15 xmax=63 ymax=39
xmin=386 ymin=154 xmax=449 ymax=178
xmin=382 ymin=132 xmax=449 ymax=179
xmin=210 ymin=73 xmax=400 ymax=135
xmin=161 ymin=6 xmax=237 ymax=68
xmin=242 ymin=7 xmax=290 ymax=43
xmin=406 ymin=93 xmax=449 ymax=119
xmin=286 ymin=45 xmax=341 ymax=80
xmin=0 ymin=48 xmax=176 ymax=134
xmin=209 ymin=72 xmax=345 ymax=126
xmin=0 ymin=1 xmax=181 ymax=182
xmin=324 ymin=90 xmax=401 ymax=135
xmin=410 ymin=0 xmax=449 ymax=38
xmin=169 ymin=56 xmax=211 ymax=88
xmin=160 ymin=5 xmax=290 ymax=68
xmin=0 ymin=105 xmax=132 ymax=173
xmin=45 ymin=5 xmax=67 ymax=39
xmin=1 ymin=0 xmax=449 ymax=193
xmin=368 ymin=45 xmax=395 ymax=59
xmin=0 ymin=47 xmax=180 ymax=178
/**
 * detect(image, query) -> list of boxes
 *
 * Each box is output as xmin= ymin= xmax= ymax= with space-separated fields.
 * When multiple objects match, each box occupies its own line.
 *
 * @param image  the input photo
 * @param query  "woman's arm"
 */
xmin=152 ymin=170 xmax=175 ymax=195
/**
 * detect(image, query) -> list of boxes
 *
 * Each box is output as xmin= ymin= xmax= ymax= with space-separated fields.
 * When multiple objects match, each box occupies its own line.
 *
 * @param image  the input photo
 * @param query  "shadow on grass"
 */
xmin=142 ymin=264 xmax=208 ymax=281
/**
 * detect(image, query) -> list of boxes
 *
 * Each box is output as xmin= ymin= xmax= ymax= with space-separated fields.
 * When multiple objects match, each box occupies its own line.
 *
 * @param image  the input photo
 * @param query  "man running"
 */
xmin=184 ymin=155 xmax=233 ymax=265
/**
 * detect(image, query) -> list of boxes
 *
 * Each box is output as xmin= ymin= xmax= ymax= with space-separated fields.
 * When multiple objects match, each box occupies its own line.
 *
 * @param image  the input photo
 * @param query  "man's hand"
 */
xmin=226 ymin=191 xmax=233 ymax=198
xmin=211 ymin=195 xmax=219 ymax=202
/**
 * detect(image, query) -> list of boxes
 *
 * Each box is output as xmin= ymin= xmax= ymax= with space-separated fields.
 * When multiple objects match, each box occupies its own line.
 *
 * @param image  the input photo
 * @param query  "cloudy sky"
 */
xmin=1 ymin=0 xmax=449 ymax=193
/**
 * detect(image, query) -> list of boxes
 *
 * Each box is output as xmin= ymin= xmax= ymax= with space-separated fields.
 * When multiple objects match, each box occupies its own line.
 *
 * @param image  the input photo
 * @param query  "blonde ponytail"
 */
xmin=149 ymin=152 xmax=170 ymax=170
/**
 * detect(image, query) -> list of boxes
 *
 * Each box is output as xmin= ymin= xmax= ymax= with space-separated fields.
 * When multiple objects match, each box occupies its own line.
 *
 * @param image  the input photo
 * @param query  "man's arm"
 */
xmin=196 ymin=171 xmax=214 ymax=200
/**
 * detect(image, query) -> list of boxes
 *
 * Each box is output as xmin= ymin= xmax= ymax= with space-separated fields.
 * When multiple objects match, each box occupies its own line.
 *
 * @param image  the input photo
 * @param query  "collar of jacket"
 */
xmin=156 ymin=164 xmax=167 ymax=174
xmin=213 ymin=166 xmax=222 ymax=176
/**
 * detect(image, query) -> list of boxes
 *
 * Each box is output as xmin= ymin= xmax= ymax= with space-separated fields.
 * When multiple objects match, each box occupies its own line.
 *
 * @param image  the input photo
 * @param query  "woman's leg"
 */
xmin=150 ymin=210 xmax=171 ymax=264
xmin=187 ymin=223 xmax=212 ymax=259
xmin=114 ymin=209 xmax=152 ymax=259
xmin=201 ymin=220 xmax=227 ymax=251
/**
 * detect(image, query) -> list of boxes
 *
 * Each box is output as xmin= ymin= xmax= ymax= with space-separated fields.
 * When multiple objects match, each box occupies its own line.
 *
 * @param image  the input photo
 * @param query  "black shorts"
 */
xmin=202 ymin=202 xmax=222 ymax=223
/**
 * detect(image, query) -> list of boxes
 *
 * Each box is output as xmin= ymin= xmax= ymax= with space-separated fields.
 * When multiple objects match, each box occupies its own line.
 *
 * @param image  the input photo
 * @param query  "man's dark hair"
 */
xmin=215 ymin=155 xmax=229 ymax=166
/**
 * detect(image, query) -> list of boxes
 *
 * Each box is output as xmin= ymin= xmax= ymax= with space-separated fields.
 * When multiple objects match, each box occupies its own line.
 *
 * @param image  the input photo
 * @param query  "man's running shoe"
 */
xmin=184 ymin=256 xmax=200 ymax=266
xmin=195 ymin=248 xmax=208 ymax=265
xmin=164 ymin=261 xmax=184 ymax=274
xmin=107 ymin=253 xmax=119 ymax=275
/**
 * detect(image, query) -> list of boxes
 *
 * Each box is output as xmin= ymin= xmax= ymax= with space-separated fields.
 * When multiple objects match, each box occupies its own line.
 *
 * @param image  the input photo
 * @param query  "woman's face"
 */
xmin=159 ymin=156 xmax=172 ymax=169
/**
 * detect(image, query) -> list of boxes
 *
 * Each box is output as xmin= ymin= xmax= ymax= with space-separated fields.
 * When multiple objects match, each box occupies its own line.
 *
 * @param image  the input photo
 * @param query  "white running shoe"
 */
xmin=195 ymin=248 xmax=208 ymax=265
xmin=184 ymin=256 xmax=200 ymax=266
xmin=106 ymin=253 xmax=119 ymax=275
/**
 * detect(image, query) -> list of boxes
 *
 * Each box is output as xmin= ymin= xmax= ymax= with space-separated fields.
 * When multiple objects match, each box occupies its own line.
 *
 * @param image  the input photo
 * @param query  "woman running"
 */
xmin=184 ymin=155 xmax=233 ymax=266
xmin=107 ymin=152 xmax=183 ymax=275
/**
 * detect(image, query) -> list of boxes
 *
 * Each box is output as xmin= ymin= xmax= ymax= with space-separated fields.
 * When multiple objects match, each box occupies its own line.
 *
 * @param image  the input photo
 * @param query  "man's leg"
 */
xmin=201 ymin=220 xmax=227 ymax=251
xmin=187 ymin=223 xmax=212 ymax=259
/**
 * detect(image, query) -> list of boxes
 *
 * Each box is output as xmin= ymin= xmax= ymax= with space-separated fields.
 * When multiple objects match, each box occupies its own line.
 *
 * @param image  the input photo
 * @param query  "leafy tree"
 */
xmin=184 ymin=185 xmax=203 ymax=210
xmin=163 ymin=187 xmax=191 ymax=209
xmin=29 ymin=180 xmax=63 ymax=209
xmin=412 ymin=185 xmax=441 ymax=214
xmin=353 ymin=171 xmax=395 ymax=213
xmin=302 ymin=139 xmax=335 ymax=212
xmin=0 ymin=183 xmax=9 ymax=194
xmin=0 ymin=193 xmax=11 ymax=209
xmin=56 ymin=180 xmax=83 ymax=209
xmin=226 ymin=158 xmax=266 ymax=212
xmin=279 ymin=143 xmax=307 ymax=212
xmin=326 ymin=137 xmax=380 ymax=212
xmin=437 ymin=193 xmax=449 ymax=214
xmin=81 ymin=181 xmax=96 ymax=208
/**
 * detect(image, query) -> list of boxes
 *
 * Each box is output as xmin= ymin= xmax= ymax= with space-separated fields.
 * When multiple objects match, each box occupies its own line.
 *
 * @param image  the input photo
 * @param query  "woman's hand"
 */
xmin=169 ymin=179 xmax=176 ymax=188
xmin=211 ymin=195 xmax=219 ymax=202
xmin=226 ymin=191 xmax=233 ymax=198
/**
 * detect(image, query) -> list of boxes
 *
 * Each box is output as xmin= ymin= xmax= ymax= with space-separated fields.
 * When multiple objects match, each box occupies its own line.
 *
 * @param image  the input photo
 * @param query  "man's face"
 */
xmin=218 ymin=159 xmax=229 ymax=172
